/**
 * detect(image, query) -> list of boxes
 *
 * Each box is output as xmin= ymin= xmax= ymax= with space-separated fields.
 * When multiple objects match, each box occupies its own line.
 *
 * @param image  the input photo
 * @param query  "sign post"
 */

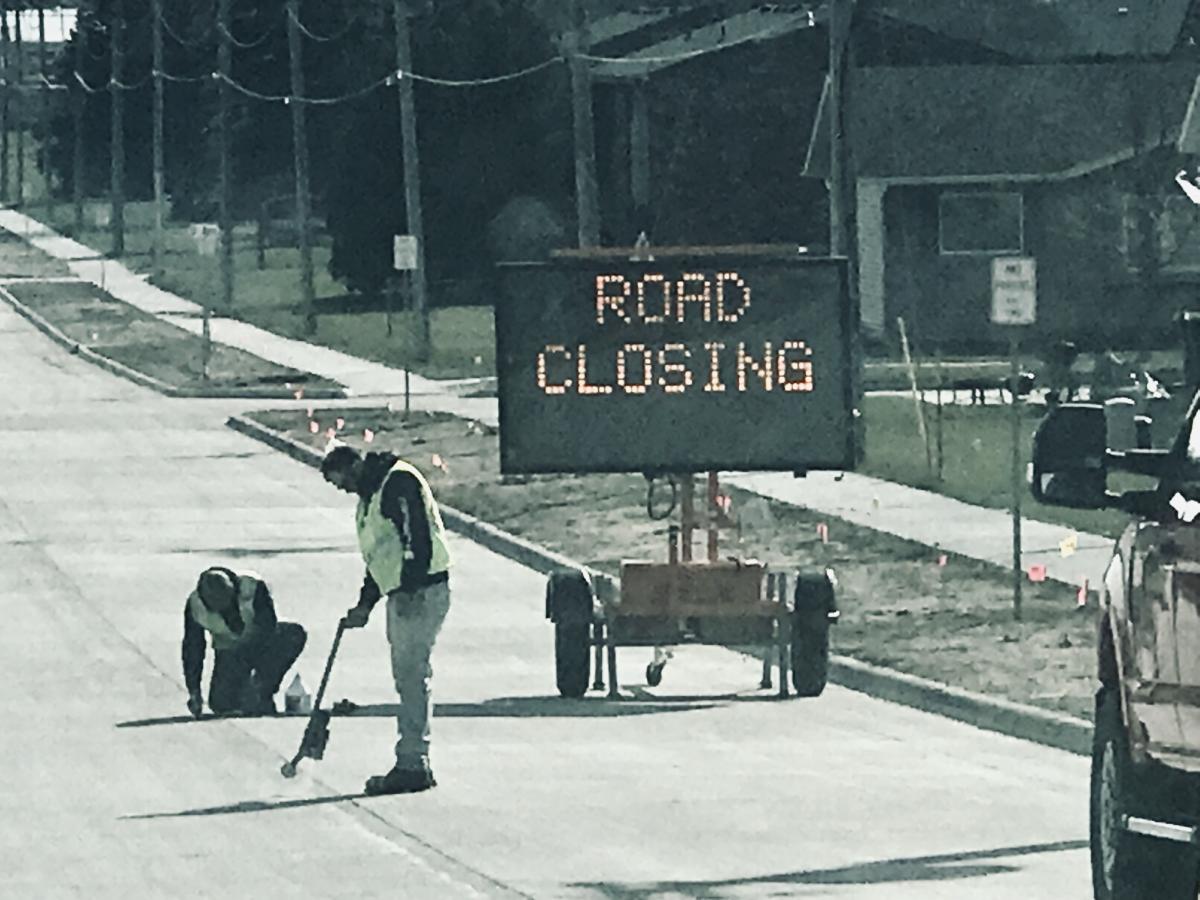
xmin=992 ymin=256 xmax=1036 ymax=621
xmin=393 ymin=234 xmax=420 ymax=415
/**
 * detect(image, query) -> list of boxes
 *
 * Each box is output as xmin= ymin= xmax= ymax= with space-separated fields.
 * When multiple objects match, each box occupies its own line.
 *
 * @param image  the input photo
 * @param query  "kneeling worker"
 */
xmin=182 ymin=567 xmax=307 ymax=717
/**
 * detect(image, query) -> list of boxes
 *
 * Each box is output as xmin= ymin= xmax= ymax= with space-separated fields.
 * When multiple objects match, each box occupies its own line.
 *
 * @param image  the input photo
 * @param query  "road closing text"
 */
xmin=533 ymin=271 xmax=815 ymax=396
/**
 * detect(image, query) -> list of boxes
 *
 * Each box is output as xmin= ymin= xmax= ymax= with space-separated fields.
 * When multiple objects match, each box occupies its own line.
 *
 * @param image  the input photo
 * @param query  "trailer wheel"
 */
xmin=555 ymin=622 xmax=590 ymax=698
xmin=547 ymin=569 xmax=594 ymax=699
xmin=791 ymin=570 xmax=835 ymax=698
xmin=1091 ymin=688 xmax=1199 ymax=900
xmin=790 ymin=612 xmax=829 ymax=697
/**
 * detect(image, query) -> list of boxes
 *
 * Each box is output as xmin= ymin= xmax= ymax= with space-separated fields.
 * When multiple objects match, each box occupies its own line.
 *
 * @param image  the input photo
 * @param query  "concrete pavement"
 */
xmin=1 ymin=296 xmax=1094 ymax=898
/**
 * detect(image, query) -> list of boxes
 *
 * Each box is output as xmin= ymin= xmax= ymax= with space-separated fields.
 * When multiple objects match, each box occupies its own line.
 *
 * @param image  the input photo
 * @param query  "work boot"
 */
xmin=364 ymin=760 xmax=437 ymax=796
xmin=238 ymin=674 xmax=278 ymax=716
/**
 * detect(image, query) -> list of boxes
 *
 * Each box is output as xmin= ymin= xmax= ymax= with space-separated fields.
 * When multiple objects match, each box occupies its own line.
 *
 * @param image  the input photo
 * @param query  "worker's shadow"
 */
xmin=571 ymin=839 xmax=1090 ymax=896
xmin=121 ymin=793 xmax=368 ymax=820
xmin=117 ymin=695 xmax=724 ymax=729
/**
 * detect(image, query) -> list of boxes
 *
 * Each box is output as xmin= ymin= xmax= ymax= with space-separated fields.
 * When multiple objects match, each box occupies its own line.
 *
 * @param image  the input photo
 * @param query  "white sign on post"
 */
xmin=393 ymin=235 xmax=419 ymax=271
xmin=991 ymin=257 xmax=1036 ymax=325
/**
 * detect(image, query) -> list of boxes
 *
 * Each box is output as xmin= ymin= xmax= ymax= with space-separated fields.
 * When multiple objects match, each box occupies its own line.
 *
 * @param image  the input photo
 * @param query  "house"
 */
xmin=583 ymin=2 xmax=829 ymax=247
xmin=804 ymin=0 xmax=1200 ymax=350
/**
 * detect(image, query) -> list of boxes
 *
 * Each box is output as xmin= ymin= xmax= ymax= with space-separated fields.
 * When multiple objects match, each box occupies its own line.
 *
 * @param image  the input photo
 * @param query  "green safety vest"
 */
xmin=356 ymin=460 xmax=450 ymax=594
xmin=187 ymin=570 xmax=262 ymax=651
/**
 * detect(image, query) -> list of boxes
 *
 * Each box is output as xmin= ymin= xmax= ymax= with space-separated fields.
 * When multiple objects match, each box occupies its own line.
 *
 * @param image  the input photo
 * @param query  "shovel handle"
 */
xmin=279 ymin=620 xmax=345 ymax=778
xmin=311 ymin=620 xmax=345 ymax=712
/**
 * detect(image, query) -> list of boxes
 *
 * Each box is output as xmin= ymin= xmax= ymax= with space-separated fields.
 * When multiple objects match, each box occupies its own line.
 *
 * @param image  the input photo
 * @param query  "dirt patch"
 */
xmin=249 ymin=405 xmax=1098 ymax=721
xmin=4 ymin=280 xmax=343 ymax=394
xmin=0 ymin=229 xmax=74 ymax=279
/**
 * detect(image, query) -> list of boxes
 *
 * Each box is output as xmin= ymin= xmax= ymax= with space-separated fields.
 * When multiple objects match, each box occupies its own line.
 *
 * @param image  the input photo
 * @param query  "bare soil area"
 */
xmin=249 ymin=405 xmax=1099 ymax=722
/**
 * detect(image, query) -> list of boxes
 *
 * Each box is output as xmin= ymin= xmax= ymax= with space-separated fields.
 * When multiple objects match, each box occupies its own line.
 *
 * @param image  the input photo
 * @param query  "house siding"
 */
xmin=882 ymin=170 xmax=1196 ymax=351
xmin=594 ymin=25 xmax=829 ymax=248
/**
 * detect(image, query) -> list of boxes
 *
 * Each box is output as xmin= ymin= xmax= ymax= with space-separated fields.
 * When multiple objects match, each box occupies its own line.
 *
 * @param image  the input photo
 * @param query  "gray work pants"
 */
xmin=385 ymin=579 xmax=450 ymax=768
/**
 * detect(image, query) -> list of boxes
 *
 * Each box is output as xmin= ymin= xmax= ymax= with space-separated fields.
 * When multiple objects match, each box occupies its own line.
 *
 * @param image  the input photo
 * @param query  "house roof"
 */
xmin=586 ymin=5 xmax=817 ymax=80
xmin=587 ymin=9 xmax=676 ymax=47
xmin=869 ymin=0 xmax=1196 ymax=60
xmin=804 ymin=62 xmax=1200 ymax=182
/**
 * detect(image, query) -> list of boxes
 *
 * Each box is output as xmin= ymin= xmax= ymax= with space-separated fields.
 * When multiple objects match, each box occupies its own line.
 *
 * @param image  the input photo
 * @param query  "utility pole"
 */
xmin=1 ymin=1 xmax=10 ymax=204
xmin=286 ymin=0 xmax=315 ymax=334
xmin=14 ymin=5 xmax=22 ymax=208
xmin=38 ymin=3 xmax=53 ymax=219
xmin=1010 ymin=328 xmax=1023 ymax=621
xmin=217 ymin=0 xmax=233 ymax=312
xmin=566 ymin=0 xmax=600 ymax=247
xmin=72 ymin=0 xmax=84 ymax=231
xmin=828 ymin=0 xmax=846 ymax=257
xmin=109 ymin=0 xmax=125 ymax=256
xmin=392 ymin=0 xmax=430 ymax=362
xmin=151 ymin=0 xmax=164 ymax=277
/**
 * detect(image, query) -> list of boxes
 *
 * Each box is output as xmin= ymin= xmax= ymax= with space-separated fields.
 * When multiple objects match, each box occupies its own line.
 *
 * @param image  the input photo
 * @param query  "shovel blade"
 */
xmin=301 ymin=709 xmax=331 ymax=761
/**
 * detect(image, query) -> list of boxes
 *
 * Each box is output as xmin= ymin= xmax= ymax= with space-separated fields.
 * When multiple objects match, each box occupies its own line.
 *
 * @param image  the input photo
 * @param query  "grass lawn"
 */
xmin=859 ymin=394 xmax=1189 ymax=538
xmin=38 ymin=198 xmax=498 ymax=381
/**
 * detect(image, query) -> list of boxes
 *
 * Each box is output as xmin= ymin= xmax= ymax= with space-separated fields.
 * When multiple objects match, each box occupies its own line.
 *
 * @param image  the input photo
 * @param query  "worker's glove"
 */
xmin=186 ymin=691 xmax=204 ymax=719
xmin=341 ymin=604 xmax=371 ymax=630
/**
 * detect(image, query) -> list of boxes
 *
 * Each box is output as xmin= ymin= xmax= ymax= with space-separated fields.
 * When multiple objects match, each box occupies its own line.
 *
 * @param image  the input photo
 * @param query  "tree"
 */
xmin=43 ymin=0 xmax=573 ymax=302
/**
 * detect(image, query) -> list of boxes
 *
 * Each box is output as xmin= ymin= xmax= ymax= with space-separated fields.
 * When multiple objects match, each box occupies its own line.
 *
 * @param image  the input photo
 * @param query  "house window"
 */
xmin=1120 ymin=194 xmax=1200 ymax=273
xmin=938 ymin=191 xmax=1024 ymax=255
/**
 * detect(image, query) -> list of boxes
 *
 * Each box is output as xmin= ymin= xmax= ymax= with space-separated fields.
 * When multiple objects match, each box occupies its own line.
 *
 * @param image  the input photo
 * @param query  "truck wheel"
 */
xmin=1091 ymin=688 xmax=1198 ymax=900
xmin=790 ymin=612 xmax=830 ymax=697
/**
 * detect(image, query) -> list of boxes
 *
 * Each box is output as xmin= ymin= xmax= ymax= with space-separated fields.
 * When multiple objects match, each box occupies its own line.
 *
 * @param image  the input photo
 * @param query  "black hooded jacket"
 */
xmin=356 ymin=451 xmax=448 ymax=609
xmin=181 ymin=568 xmax=277 ymax=695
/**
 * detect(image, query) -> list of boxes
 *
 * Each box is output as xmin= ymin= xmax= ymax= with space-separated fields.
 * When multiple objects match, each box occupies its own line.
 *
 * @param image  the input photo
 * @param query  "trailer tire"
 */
xmin=791 ymin=570 xmax=835 ymax=698
xmin=1091 ymin=688 xmax=1199 ymax=900
xmin=790 ymin=612 xmax=829 ymax=697
xmin=555 ymin=622 xmax=590 ymax=698
xmin=546 ymin=569 xmax=594 ymax=699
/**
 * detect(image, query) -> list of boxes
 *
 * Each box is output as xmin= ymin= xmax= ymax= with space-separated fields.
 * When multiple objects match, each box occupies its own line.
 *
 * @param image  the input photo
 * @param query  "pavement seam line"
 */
xmin=225 ymin=413 xmax=1095 ymax=759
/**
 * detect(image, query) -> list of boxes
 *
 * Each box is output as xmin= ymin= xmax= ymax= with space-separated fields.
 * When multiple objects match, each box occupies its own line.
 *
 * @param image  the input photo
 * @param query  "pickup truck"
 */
xmin=1032 ymin=395 xmax=1200 ymax=899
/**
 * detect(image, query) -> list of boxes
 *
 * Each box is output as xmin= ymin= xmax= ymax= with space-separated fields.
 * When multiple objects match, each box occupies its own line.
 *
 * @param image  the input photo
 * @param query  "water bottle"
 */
xmin=284 ymin=673 xmax=311 ymax=714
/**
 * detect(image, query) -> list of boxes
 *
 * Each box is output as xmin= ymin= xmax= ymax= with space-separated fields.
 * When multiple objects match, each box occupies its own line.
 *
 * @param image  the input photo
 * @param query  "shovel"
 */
xmin=280 ymin=620 xmax=346 ymax=778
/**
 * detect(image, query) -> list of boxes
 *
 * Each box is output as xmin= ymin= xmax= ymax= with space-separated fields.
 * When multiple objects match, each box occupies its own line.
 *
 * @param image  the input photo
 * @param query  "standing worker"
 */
xmin=183 ymin=567 xmax=308 ymax=717
xmin=321 ymin=444 xmax=452 ymax=796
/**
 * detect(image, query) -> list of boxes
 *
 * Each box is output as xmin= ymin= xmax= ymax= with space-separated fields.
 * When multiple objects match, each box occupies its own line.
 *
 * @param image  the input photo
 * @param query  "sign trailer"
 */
xmin=496 ymin=245 xmax=858 ymax=700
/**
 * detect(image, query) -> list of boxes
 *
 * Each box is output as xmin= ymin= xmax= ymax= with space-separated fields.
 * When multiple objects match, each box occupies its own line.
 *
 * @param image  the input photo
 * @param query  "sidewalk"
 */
xmin=0 ymin=208 xmax=1113 ymax=588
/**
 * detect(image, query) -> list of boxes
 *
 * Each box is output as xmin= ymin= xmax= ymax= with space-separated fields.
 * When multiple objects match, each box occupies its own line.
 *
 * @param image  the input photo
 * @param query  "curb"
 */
xmin=226 ymin=412 xmax=1093 ymax=758
xmin=0 ymin=286 xmax=345 ymax=400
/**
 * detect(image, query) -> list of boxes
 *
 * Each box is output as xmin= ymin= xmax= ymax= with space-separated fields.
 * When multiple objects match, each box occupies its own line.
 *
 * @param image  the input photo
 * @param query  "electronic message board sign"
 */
xmin=495 ymin=248 xmax=858 ymax=474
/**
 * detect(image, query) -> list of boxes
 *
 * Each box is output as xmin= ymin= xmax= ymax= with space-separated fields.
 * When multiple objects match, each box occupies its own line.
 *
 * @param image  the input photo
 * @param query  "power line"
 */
xmin=71 ymin=70 xmax=150 ymax=93
xmin=72 ymin=69 xmax=107 ymax=93
xmin=155 ymin=68 xmax=209 ymax=84
xmin=408 ymin=57 xmax=564 ymax=88
xmin=286 ymin=5 xmax=356 ymax=44
xmin=216 ymin=68 xmax=391 ymax=105
xmin=160 ymin=14 xmax=211 ymax=48
xmin=65 ymin=9 xmax=811 ymax=107
xmin=217 ymin=18 xmax=274 ymax=50
xmin=112 ymin=72 xmax=151 ymax=91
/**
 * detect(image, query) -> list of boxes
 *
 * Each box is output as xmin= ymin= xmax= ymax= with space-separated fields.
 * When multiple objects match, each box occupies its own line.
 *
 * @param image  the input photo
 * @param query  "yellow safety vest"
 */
xmin=355 ymin=460 xmax=450 ymax=594
xmin=187 ymin=571 xmax=262 ymax=651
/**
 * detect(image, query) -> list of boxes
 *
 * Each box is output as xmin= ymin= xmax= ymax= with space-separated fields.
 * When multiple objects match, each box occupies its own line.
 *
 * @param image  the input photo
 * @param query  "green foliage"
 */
xmin=43 ymin=0 xmax=570 ymax=302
